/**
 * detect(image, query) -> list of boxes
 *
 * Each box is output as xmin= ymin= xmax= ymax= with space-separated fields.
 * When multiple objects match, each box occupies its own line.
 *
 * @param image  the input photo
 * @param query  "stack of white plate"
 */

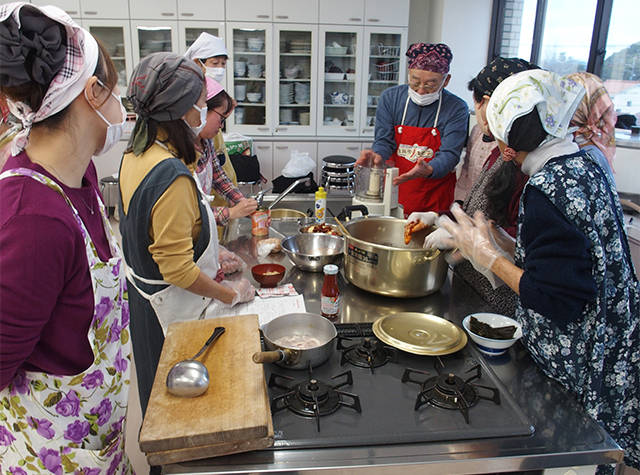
xmin=280 ymin=83 xmax=294 ymax=104
xmin=234 ymin=84 xmax=246 ymax=101
xmin=234 ymin=61 xmax=246 ymax=77
xmin=294 ymin=82 xmax=310 ymax=104
xmin=289 ymin=41 xmax=311 ymax=54
xmin=247 ymin=63 xmax=262 ymax=78
xmin=233 ymin=37 xmax=247 ymax=51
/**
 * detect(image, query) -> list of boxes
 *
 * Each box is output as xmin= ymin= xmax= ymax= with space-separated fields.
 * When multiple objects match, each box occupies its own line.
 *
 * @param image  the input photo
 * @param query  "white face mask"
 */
xmin=184 ymin=103 xmax=208 ymax=137
xmin=199 ymin=59 xmax=225 ymax=83
xmin=86 ymin=80 xmax=127 ymax=156
xmin=408 ymin=86 xmax=441 ymax=107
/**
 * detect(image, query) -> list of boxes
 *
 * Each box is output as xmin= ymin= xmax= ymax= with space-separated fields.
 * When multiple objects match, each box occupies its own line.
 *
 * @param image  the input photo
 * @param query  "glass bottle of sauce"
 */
xmin=321 ymin=264 xmax=340 ymax=320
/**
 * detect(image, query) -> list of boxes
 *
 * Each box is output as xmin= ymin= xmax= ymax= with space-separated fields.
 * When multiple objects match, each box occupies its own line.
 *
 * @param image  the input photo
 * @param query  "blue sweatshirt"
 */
xmin=372 ymin=84 xmax=469 ymax=178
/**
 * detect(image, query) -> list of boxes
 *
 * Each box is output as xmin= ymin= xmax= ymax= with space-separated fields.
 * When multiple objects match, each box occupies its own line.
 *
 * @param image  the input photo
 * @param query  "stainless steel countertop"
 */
xmin=163 ymin=217 xmax=623 ymax=475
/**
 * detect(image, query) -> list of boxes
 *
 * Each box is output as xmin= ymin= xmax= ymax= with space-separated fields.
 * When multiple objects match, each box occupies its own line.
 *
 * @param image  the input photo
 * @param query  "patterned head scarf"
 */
xmin=406 ymin=43 xmax=452 ymax=75
xmin=0 ymin=2 xmax=98 ymax=156
xmin=487 ymin=69 xmax=585 ymax=147
xmin=566 ymin=72 xmax=616 ymax=165
xmin=127 ymin=52 xmax=204 ymax=155
xmin=205 ymin=77 xmax=223 ymax=101
xmin=184 ymin=32 xmax=227 ymax=60
xmin=471 ymin=57 xmax=539 ymax=97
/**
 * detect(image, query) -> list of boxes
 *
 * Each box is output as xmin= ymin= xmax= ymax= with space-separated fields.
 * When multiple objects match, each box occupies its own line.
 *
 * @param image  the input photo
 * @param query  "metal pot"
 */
xmin=343 ymin=215 xmax=448 ymax=298
xmin=252 ymin=313 xmax=337 ymax=370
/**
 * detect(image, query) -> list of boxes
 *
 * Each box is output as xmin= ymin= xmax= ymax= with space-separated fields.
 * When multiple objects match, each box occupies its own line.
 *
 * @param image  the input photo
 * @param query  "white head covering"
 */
xmin=0 ymin=2 xmax=99 ymax=155
xmin=184 ymin=32 xmax=228 ymax=61
xmin=486 ymin=69 xmax=585 ymax=147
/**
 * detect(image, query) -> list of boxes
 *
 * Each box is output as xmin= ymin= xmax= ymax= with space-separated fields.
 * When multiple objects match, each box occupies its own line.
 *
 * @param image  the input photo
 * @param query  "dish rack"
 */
xmin=377 ymin=45 xmax=401 ymax=56
xmin=377 ymin=61 xmax=399 ymax=81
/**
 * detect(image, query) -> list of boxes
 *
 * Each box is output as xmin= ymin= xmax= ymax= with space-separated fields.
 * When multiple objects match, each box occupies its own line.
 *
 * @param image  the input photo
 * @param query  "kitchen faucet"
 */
xmin=263 ymin=177 xmax=311 ymax=210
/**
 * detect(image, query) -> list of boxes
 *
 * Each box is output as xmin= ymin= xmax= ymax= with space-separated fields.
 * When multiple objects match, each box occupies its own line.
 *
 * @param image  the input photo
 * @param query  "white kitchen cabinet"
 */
xmin=253 ymin=141 xmax=274 ymax=184
xmin=227 ymin=23 xmax=273 ymax=136
xmin=83 ymin=20 xmax=133 ymax=92
xmin=359 ymin=26 xmax=407 ymax=137
xmin=78 ymin=0 xmax=128 ymax=19
xmin=129 ymin=0 xmax=177 ymax=20
xmin=130 ymin=20 xmax=178 ymax=66
xmin=319 ymin=0 xmax=364 ymax=25
xmin=273 ymin=24 xmax=318 ymax=137
xmin=364 ymin=0 xmax=410 ymax=27
xmin=317 ymin=25 xmax=363 ymax=137
xmin=31 ymin=0 xmax=80 ymax=18
xmin=177 ymin=0 xmax=225 ymax=21
xmin=273 ymin=142 xmax=318 ymax=180
xmin=273 ymin=0 xmax=319 ymax=24
xmin=225 ymin=0 xmax=272 ymax=22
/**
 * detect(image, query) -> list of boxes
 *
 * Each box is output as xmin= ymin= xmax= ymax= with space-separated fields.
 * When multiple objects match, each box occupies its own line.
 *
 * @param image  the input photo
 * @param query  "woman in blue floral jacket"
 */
xmin=440 ymin=69 xmax=639 ymax=474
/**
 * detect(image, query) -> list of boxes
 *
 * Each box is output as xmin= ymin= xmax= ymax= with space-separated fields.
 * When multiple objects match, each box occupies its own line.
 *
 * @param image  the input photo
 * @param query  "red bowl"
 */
xmin=251 ymin=264 xmax=286 ymax=288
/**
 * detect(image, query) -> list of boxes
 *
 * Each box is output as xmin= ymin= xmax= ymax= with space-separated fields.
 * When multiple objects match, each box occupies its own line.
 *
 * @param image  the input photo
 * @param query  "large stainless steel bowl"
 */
xmin=281 ymin=233 xmax=344 ymax=272
xmin=343 ymin=216 xmax=448 ymax=297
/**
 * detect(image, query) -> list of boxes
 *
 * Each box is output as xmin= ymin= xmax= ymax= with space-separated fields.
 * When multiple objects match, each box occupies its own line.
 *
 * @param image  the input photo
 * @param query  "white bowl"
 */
xmin=325 ymin=46 xmax=348 ymax=55
xmin=462 ymin=313 xmax=522 ymax=356
xmin=346 ymin=73 xmax=356 ymax=81
xmin=324 ymin=72 xmax=344 ymax=81
xmin=246 ymin=93 xmax=262 ymax=103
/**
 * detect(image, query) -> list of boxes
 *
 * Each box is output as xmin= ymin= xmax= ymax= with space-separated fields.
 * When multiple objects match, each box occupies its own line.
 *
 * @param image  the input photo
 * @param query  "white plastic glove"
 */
xmin=423 ymin=227 xmax=455 ymax=250
xmin=407 ymin=211 xmax=438 ymax=227
xmin=491 ymin=225 xmax=516 ymax=257
xmin=218 ymin=245 xmax=247 ymax=274
xmin=437 ymin=204 xmax=511 ymax=284
xmin=220 ymin=278 xmax=255 ymax=306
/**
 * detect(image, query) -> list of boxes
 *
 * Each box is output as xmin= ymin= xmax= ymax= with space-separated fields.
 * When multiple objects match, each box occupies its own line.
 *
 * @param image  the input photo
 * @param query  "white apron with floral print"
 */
xmin=0 ymin=169 xmax=134 ymax=475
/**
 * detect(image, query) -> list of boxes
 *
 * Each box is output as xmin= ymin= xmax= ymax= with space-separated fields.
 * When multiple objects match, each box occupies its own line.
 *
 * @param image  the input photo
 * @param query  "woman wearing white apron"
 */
xmin=0 ymin=4 xmax=133 ymax=473
xmin=118 ymin=53 xmax=254 ymax=418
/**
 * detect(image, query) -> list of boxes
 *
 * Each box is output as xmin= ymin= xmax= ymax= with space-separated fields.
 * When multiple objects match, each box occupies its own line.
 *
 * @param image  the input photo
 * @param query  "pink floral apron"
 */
xmin=0 ymin=168 xmax=134 ymax=475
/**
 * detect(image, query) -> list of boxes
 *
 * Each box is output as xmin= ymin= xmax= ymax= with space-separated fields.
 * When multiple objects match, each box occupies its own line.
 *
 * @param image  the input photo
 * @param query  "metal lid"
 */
xmin=323 ymin=155 xmax=356 ymax=167
xmin=372 ymin=313 xmax=467 ymax=355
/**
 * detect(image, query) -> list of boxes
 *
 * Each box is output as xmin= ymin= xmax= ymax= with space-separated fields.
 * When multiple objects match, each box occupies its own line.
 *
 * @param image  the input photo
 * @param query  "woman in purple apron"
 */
xmin=0 ymin=4 xmax=133 ymax=474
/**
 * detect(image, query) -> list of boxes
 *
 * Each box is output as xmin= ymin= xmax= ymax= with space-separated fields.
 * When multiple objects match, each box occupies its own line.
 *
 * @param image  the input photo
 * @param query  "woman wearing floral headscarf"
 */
xmin=0 ymin=3 xmax=133 ymax=474
xmin=439 ymin=69 xmax=639 ymax=473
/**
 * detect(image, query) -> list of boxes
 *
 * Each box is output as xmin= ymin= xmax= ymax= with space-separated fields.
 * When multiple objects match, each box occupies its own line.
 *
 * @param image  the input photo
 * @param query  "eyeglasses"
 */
xmin=211 ymin=109 xmax=226 ymax=124
xmin=408 ymin=78 xmax=442 ymax=93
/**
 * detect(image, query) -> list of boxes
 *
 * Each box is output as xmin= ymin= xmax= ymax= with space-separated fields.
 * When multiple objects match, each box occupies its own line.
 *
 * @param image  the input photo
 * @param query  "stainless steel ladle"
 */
xmin=166 ymin=326 xmax=226 ymax=397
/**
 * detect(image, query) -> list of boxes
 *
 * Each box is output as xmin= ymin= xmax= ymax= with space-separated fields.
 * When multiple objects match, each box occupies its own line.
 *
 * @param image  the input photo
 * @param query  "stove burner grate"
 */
xmin=269 ymin=370 xmax=362 ymax=431
xmin=402 ymin=358 xmax=501 ymax=424
xmin=337 ymin=336 xmax=398 ymax=371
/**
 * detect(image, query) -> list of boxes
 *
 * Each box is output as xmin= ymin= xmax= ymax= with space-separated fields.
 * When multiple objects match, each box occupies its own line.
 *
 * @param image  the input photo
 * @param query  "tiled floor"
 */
xmin=110 ymin=217 xmax=150 ymax=475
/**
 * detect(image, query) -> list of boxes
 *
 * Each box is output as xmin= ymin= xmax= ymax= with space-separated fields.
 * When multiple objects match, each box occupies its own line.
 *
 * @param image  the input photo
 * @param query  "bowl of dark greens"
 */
xmin=462 ymin=313 xmax=522 ymax=356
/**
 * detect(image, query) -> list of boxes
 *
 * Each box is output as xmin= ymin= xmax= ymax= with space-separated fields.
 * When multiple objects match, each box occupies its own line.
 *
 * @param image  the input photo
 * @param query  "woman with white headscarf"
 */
xmin=0 ymin=3 xmax=133 ymax=474
xmin=438 ymin=69 xmax=639 ymax=473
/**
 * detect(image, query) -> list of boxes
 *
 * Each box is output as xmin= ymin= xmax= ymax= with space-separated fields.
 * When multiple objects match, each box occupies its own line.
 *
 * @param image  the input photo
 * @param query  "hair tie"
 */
xmin=503 ymin=146 xmax=518 ymax=162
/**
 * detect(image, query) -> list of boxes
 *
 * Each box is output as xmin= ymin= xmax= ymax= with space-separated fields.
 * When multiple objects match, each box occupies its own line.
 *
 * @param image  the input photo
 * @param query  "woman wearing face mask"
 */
xmin=356 ymin=43 xmax=468 ymax=215
xmin=0 ymin=4 xmax=133 ymax=473
xmin=118 ymin=52 xmax=255 ymax=417
xmin=195 ymin=78 xmax=257 ymax=228
xmin=185 ymin=32 xmax=242 ymax=237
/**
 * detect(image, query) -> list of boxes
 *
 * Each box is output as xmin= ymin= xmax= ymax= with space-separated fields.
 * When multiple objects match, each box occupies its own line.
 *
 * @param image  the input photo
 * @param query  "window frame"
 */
xmin=488 ymin=0 xmax=614 ymax=77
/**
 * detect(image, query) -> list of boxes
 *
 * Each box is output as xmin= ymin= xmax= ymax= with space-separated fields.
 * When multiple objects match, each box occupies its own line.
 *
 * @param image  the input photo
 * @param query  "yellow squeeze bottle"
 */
xmin=315 ymin=186 xmax=327 ymax=224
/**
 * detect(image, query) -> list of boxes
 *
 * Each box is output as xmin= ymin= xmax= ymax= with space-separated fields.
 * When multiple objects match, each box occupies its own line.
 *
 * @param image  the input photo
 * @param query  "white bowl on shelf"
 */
xmin=324 ymin=72 xmax=344 ymax=81
xmin=462 ymin=313 xmax=523 ymax=356
xmin=346 ymin=73 xmax=356 ymax=81
xmin=247 ymin=37 xmax=264 ymax=52
xmin=246 ymin=92 xmax=262 ymax=103
xmin=325 ymin=46 xmax=348 ymax=55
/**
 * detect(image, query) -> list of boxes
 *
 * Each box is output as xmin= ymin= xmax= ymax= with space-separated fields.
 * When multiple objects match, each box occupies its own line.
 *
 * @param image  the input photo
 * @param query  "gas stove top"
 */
xmin=263 ymin=323 xmax=534 ymax=449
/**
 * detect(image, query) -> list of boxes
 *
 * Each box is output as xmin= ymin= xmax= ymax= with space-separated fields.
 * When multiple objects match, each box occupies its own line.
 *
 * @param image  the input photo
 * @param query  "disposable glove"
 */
xmin=437 ymin=204 xmax=512 ymax=284
xmin=491 ymin=225 xmax=516 ymax=257
xmin=422 ymin=227 xmax=455 ymax=250
xmin=220 ymin=278 xmax=255 ymax=306
xmin=218 ymin=245 xmax=247 ymax=274
xmin=407 ymin=211 xmax=438 ymax=227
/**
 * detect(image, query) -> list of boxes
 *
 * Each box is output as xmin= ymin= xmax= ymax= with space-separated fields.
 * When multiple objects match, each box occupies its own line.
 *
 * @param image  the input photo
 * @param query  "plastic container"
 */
xmin=321 ymin=264 xmax=340 ymax=319
xmin=315 ymin=186 xmax=327 ymax=224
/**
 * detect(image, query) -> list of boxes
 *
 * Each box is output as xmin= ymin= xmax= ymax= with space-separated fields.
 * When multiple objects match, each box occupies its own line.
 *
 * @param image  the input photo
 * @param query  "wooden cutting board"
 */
xmin=139 ymin=314 xmax=273 ymax=465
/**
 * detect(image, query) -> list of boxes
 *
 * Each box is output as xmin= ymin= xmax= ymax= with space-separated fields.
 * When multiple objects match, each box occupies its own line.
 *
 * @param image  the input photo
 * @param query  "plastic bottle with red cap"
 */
xmin=320 ymin=264 xmax=340 ymax=320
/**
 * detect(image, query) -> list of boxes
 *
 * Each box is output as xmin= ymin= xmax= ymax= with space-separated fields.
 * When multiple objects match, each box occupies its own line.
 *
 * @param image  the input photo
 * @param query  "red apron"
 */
xmin=390 ymin=94 xmax=456 ymax=216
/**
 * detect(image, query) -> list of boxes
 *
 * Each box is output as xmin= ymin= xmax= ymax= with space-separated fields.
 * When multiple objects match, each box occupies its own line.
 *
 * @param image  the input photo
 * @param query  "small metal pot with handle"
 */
xmin=252 ymin=313 xmax=337 ymax=370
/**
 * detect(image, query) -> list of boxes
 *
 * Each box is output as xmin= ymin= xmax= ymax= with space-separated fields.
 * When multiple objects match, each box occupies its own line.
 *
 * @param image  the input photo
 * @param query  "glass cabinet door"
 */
xmin=318 ymin=27 xmax=362 ymax=137
xmin=228 ymin=23 xmax=272 ymax=135
xmin=83 ymin=21 xmax=132 ymax=93
xmin=274 ymin=25 xmax=317 ymax=136
xmin=361 ymin=28 xmax=407 ymax=136
xmin=131 ymin=20 xmax=178 ymax=66
xmin=179 ymin=23 xmax=226 ymax=89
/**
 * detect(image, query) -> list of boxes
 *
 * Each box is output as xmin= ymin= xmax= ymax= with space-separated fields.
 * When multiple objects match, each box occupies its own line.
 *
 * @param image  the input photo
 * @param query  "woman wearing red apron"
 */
xmin=358 ymin=43 xmax=469 ymax=216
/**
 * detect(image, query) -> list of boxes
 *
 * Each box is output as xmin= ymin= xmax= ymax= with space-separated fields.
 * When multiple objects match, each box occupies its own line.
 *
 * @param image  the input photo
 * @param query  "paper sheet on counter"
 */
xmin=203 ymin=294 xmax=306 ymax=326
